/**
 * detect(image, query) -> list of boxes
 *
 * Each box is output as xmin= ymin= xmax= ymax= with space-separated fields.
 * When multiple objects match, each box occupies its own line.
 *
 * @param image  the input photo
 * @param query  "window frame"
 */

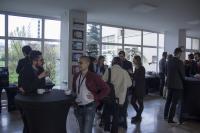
xmin=87 ymin=22 xmax=164 ymax=72
xmin=0 ymin=11 xmax=61 ymax=84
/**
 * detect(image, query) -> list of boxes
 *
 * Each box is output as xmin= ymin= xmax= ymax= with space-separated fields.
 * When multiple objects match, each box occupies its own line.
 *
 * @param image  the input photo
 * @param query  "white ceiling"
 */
xmin=1 ymin=0 xmax=200 ymax=37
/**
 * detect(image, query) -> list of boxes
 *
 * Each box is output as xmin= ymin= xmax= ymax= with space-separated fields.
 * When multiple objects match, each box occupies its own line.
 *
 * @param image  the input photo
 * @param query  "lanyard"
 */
xmin=77 ymin=73 xmax=86 ymax=94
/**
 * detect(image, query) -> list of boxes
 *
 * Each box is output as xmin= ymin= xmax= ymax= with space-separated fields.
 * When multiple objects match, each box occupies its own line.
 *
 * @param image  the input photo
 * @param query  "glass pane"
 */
xmin=185 ymin=52 xmax=191 ymax=60
xmin=159 ymin=34 xmax=164 ymax=47
xmin=102 ymin=45 xmax=122 ymax=66
xmin=192 ymin=39 xmax=199 ymax=50
xmin=102 ymin=26 xmax=122 ymax=43
xmin=143 ymin=47 xmax=157 ymax=72
xmin=8 ymin=15 xmax=42 ymax=38
xmin=0 ymin=14 xmax=5 ymax=36
xmin=86 ymin=24 xmax=100 ymax=57
xmin=8 ymin=40 xmax=41 ymax=83
xmin=124 ymin=29 xmax=141 ymax=45
xmin=186 ymin=38 xmax=192 ymax=49
xmin=45 ymin=19 xmax=61 ymax=39
xmin=143 ymin=31 xmax=157 ymax=46
xmin=158 ymin=48 xmax=164 ymax=72
xmin=44 ymin=41 xmax=60 ymax=85
xmin=124 ymin=46 xmax=141 ymax=62
xmin=0 ymin=39 xmax=5 ymax=67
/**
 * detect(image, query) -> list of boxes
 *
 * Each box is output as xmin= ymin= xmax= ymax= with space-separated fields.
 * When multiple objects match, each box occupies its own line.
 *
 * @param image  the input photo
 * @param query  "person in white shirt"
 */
xmin=102 ymin=57 xmax=132 ymax=131
xmin=73 ymin=56 xmax=110 ymax=133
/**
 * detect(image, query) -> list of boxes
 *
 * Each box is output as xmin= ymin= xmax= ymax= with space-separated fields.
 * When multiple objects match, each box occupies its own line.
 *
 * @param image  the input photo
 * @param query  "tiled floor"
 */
xmin=0 ymin=94 xmax=200 ymax=133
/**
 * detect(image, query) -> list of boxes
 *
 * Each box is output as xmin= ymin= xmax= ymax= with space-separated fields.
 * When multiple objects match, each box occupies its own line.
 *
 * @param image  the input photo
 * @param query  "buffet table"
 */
xmin=181 ymin=77 xmax=200 ymax=120
xmin=15 ymin=89 xmax=75 ymax=133
xmin=145 ymin=74 xmax=160 ymax=94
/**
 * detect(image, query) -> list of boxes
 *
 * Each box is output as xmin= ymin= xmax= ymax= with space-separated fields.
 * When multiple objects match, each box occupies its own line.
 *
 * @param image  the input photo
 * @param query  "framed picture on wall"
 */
xmin=72 ymin=65 xmax=80 ymax=74
xmin=72 ymin=41 xmax=83 ymax=51
xmin=72 ymin=52 xmax=83 ymax=62
xmin=73 ymin=30 xmax=84 ymax=39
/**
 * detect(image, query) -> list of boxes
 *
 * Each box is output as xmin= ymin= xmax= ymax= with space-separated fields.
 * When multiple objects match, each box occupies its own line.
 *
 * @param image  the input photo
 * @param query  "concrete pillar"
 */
xmin=164 ymin=29 xmax=186 ymax=60
xmin=60 ymin=10 xmax=87 ymax=89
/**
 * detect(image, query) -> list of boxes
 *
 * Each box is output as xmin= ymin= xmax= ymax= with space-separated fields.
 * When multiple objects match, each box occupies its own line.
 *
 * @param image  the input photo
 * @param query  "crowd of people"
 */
xmin=72 ymin=51 xmax=146 ymax=133
xmin=159 ymin=48 xmax=200 ymax=124
xmin=16 ymin=44 xmax=200 ymax=133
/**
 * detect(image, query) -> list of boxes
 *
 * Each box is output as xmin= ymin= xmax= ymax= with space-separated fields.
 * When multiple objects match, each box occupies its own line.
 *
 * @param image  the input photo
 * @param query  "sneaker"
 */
xmin=131 ymin=116 xmax=142 ymax=123
xmin=168 ymin=120 xmax=176 ymax=124
xmin=164 ymin=116 xmax=168 ymax=120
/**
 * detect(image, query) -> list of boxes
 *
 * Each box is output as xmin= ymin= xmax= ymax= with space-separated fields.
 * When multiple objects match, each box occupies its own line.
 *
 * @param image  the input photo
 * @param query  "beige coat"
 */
xmin=102 ymin=65 xmax=132 ymax=105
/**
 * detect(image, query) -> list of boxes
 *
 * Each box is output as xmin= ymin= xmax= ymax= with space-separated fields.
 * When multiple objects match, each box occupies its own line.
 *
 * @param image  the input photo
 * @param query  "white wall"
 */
xmin=60 ymin=10 xmax=69 ymax=88
xmin=164 ymin=30 xmax=179 ymax=55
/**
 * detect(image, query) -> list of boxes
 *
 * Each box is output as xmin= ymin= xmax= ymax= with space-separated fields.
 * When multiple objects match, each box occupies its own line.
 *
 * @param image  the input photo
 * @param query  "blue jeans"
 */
xmin=74 ymin=102 xmax=96 ymax=133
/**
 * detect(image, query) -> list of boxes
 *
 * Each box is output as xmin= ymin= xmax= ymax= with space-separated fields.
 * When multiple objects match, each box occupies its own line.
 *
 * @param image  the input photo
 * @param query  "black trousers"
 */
xmin=101 ymin=101 xmax=119 ymax=133
xmin=131 ymin=95 xmax=144 ymax=117
xmin=159 ymin=73 xmax=165 ymax=96
xmin=164 ymin=89 xmax=183 ymax=121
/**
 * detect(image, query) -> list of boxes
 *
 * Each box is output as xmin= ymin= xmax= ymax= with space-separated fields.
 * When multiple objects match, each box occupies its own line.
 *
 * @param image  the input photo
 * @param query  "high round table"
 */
xmin=15 ymin=89 xmax=75 ymax=133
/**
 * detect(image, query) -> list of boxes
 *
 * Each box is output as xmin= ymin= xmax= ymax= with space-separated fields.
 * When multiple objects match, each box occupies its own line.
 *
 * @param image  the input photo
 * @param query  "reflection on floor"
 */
xmin=0 ymin=94 xmax=200 ymax=133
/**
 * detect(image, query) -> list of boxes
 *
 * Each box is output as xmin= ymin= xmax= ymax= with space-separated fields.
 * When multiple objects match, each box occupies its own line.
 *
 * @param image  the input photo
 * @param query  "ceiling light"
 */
xmin=131 ymin=3 xmax=157 ymax=13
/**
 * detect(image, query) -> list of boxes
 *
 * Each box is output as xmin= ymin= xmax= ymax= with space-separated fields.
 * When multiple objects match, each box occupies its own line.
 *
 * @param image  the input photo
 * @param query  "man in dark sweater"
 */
xmin=164 ymin=48 xmax=185 ymax=123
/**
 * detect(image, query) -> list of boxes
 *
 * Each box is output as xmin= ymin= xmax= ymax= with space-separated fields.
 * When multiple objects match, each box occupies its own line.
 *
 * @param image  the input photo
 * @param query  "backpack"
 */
xmin=106 ymin=68 xmax=116 ymax=100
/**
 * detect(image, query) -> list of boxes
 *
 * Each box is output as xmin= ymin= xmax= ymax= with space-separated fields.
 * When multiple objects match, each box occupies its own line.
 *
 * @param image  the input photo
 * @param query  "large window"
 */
xmin=124 ymin=29 xmax=141 ymax=45
xmin=185 ymin=37 xmax=200 ymax=59
xmin=143 ymin=47 xmax=157 ymax=72
xmin=102 ymin=45 xmax=122 ymax=66
xmin=9 ymin=16 xmax=42 ymax=38
xmin=102 ymin=26 xmax=122 ymax=44
xmin=8 ymin=40 xmax=41 ymax=83
xmin=1 ymin=12 xmax=61 ymax=84
xmin=45 ymin=20 xmax=60 ymax=39
xmin=124 ymin=46 xmax=141 ymax=62
xmin=86 ymin=24 xmax=100 ymax=57
xmin=0 ymin=14 xmax=5 ymax=36
xmin=0 ymin=39 xmax=5 ymax=67
xmin=44 ymin=41 xmax=60 ymax=84
xmin=87 ymin=23 xmax=164 ymax=72
xmin=143 ymin=31 xmax=157 ymax=46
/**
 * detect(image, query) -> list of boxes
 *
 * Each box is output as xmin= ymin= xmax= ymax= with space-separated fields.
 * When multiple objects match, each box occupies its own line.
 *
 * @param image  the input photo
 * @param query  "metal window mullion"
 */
xmin=157 ymin=33 xmax=159 ymax=72
xmin=99 ymin=24 xmax=102 ymax=55
xmin=5 ymin=14 xmax=8 ymax=67
xmin=191 ymin=38 xmax=193 ymax=50
xmin=122 ymin=28 xmax=124 ymax=51
xmin=41 ymin=18 xmax=45 ymax=53
xmin=141 ymin=30 xmax=144 ymax=62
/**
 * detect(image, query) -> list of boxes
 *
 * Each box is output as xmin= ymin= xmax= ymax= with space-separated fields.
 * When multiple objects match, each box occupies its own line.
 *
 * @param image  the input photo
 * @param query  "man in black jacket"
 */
xmin=16 ymin=45 xmax=32 ymax=74
xmin=164 ymin=48 xmax=185 ymax=123
xmin=159 ymin=52 xmax=167 ymax=96
xmin=19 ymin=50 xmax=48 ymax=94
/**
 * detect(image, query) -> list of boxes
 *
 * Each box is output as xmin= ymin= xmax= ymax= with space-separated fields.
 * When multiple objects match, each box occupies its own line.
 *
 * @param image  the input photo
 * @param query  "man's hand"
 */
xmin=38 ymin=71 xmax=49 ymax=79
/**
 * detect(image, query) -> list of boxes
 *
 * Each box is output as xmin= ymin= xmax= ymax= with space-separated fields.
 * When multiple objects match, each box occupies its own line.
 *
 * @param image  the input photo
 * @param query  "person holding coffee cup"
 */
xmin=19 ymin=50 xmax=49 ymax=95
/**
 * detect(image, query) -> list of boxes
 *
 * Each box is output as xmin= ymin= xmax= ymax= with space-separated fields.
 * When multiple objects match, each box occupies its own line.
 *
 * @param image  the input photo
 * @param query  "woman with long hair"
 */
xmin=131 ymin=55 xmax=146 ymax=123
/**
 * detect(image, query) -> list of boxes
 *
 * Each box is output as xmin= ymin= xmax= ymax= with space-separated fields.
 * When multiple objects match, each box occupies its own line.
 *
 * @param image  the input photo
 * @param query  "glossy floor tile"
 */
xmin=0 ymin=94 xmax=200 ymax=133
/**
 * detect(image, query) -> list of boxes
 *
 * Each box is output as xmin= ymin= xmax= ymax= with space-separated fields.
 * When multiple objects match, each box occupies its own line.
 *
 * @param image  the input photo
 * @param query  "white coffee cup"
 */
xmin=64 ymin=89 xmax=71 ymax=95
xmin=37 ymin=89 xmax=45 ymax=94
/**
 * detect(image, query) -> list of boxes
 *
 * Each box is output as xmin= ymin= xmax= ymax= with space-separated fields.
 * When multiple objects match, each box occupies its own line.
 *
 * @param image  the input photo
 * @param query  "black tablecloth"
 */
xmin=0 ymin=84 xmax=18 ymax=112
xmin=15 ymin=89 xmax=75 ymax=133
xmin=181 ymin=77 xmax=200 ymax=120
xmin=145 ymin=74 xmax=160 ymax=94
